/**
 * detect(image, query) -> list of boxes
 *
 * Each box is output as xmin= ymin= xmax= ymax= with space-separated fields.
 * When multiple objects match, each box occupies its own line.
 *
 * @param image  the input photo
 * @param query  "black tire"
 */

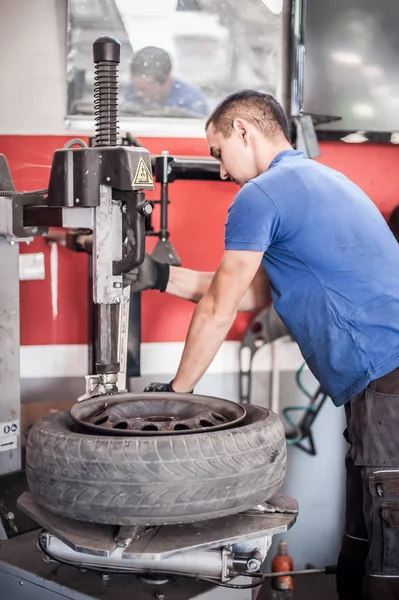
xmin=26 ymin=405 xmax=286 ymax=526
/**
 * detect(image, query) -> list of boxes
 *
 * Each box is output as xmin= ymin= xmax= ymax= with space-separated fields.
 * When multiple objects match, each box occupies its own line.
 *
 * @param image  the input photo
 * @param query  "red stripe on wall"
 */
xmin=1 ymin=135 xmax=398 ymax=346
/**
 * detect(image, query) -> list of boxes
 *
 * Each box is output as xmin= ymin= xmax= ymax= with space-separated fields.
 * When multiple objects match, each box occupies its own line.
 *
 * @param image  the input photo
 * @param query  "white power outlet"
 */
xmin=19 ymin=253 xmax=45 ymax=281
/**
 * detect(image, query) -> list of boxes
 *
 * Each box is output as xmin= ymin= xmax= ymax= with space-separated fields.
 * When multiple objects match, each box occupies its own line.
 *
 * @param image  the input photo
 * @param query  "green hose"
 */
xmin=284 ymin=361 xmax=316 ymax=445
xmin=295 ymin=361 xmax=313 ymax=400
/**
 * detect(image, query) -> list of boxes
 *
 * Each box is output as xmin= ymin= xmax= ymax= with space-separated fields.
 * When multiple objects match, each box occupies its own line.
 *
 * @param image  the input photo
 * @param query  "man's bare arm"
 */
xmin=45 ymin=235 xmax=272 ymax=312
xmin=172 ymin=250 xmax=264 ymax=392
xmin=167 ymin=264 xmax=271 ymax=311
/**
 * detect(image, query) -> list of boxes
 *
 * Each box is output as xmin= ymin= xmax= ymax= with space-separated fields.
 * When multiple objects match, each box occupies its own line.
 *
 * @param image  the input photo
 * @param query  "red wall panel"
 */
xmin=1 ymin=135 xmax=398 ymax=346
xmin=315 ymin=142 xmax=399 ymax=218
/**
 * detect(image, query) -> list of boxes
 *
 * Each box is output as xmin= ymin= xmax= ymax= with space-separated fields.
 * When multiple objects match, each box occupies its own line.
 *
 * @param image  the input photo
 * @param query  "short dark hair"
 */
xmin=130 ymin=47 xmax=172 ymax=85
xmin=206 ymin=90 xmax=290 ymax=141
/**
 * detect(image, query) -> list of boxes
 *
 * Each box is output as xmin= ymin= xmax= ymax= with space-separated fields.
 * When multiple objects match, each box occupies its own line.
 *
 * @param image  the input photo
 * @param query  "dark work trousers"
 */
xmin=337 ymin=366 xmax=399 ymax=599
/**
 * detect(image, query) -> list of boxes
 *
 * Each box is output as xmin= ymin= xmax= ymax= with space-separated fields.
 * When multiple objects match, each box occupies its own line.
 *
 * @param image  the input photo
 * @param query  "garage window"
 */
xmin=67 ymin=0 xmax=284 ymax=124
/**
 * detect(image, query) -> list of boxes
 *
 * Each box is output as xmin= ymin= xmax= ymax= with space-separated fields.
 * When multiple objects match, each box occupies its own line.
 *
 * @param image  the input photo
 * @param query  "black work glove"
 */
xmin=123 ymin=253 xmax=170 ymax=292
xmin=144 ymin=381 xmax=194 ymax=393
xmin=144 ymin=381 xmax=175 ymax=392
xmin=66 ymin=230 xmax=93 ymax=254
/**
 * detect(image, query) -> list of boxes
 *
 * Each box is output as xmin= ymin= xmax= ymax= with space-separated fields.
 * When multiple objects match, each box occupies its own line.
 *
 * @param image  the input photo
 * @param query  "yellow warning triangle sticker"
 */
xmin=132 ymin=157 xmax=153 ymax=186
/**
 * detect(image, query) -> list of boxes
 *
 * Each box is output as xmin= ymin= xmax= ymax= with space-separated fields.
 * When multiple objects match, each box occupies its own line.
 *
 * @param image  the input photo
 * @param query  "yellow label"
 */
xmin=132 ymin=157 xmax=153 ymax=186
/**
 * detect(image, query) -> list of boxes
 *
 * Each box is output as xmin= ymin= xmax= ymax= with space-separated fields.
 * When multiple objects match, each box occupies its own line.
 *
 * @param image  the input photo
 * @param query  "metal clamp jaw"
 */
xmin=78 ymin=373 xmax=119 ymax=403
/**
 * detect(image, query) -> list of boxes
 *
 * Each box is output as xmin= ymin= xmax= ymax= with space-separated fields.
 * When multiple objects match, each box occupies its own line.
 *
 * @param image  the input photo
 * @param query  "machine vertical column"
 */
xmin=92 ymin=36 xmax=122 ymax=386
xmin=0 ymin=238 xmax=21 ymax=474
xmin=0 ymin=157 xmax=21 ymax=474
xmin=96 ymin=304 xmax=120 ymax=383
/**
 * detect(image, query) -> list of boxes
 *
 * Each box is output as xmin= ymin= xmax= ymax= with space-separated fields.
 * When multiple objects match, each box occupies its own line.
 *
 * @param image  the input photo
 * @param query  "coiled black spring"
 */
xmin=94 ymin=62 xmax=119 ymax=147
xmin=93 ymin=36 xmax=121 ymax=147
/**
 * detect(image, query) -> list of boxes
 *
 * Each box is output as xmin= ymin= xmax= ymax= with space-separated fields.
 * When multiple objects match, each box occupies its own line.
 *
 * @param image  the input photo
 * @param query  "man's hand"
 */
xmin=144 ymin=381 xmax=175 ymax=392
xmin=44 ymin=229 xmax=93 ymax=253
xmin=124 ymin=253 xmax=170 ymax=292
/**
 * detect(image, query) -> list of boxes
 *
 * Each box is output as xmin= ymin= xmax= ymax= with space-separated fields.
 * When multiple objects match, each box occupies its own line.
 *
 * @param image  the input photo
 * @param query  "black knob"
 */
xmin=93 ymin=36 xmax=121 ymax=64
xmin=137 ymin=201 xmax=153 ymax=216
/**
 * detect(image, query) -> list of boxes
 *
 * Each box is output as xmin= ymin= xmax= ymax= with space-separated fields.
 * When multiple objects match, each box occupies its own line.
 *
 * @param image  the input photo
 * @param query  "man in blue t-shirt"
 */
xmin=134 ymin=91 xmax=399 ymax=598
xmin=124 ymin=46 xmax=208 ymax=118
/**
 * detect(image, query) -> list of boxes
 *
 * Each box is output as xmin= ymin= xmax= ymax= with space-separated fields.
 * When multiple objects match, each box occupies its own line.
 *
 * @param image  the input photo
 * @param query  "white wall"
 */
xmin=0 ymin=0 xmax=67 ymax=134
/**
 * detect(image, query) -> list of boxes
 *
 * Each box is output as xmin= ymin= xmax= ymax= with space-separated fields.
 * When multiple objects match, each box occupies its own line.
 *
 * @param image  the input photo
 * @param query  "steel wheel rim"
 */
xmin=70 ymin=392 xmax=246 ymax=436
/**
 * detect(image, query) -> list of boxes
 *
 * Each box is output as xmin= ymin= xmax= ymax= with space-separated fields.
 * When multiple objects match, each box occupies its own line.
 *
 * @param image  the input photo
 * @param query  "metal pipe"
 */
xmin=291 ymin=0 xmax=306 ymax=117
xmin=127 ymin=291 xmax=141 ymax=378
xmin=46 ymin=534 xmax=229 ymax=578
xmin=159 ymin=151 xmax=169 ymax=240
xmin=261 ymin=566 xmax=336 ymax=577
xmin=279 ymin=0 xmax=294 ymax=119
xmin=88 ymin=257 xmax=95 ymax=375
xmin=153 ymin=156 xmax=222 ymax=182
xmin=96 ymin=303 xmax=120 ymax=374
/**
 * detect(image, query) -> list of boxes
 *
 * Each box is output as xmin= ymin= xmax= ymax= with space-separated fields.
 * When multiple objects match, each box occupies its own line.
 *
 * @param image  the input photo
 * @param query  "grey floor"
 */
xmin=259 ymin=574 xmax=338 ymax=599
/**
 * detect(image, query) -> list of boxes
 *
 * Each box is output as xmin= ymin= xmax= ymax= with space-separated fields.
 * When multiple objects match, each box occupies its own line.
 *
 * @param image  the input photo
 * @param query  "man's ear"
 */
xmin=232 ymin=118 xmax=249 ymax=144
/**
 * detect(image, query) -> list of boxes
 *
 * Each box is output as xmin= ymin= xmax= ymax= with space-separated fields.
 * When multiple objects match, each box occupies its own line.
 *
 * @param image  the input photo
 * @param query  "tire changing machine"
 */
xmin=0 ymin=36 xmax=297 ymax=600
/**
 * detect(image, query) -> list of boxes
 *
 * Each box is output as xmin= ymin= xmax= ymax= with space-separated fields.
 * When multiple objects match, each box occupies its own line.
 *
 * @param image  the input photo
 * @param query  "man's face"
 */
xmin=131 ymin=76 xmax=168 ymax=103
xmin=206 ymin=123 xmax=260 ymax=186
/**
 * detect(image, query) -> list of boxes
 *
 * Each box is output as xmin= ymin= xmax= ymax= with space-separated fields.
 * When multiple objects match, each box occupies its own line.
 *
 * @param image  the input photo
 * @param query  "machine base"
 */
xmin=17 ymin=492 xmax=297 ymax=559
xmin=0 ymin=493 xmax=297 ymax=599
xmin=0 ymin=531 xmax=252 ymax=600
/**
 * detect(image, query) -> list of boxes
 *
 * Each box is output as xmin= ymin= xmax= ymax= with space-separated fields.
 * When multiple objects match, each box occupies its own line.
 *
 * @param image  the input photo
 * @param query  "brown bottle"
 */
xmin=271 ymin=540 xmax=294 ymax=597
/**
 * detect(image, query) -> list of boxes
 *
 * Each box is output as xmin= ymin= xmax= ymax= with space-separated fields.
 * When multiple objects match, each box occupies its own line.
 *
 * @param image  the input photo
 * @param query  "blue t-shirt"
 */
xmin=225 ymin=149 xmax=399 ymax=406
xmin=124 ymin=77 xmax=208 ymax=117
